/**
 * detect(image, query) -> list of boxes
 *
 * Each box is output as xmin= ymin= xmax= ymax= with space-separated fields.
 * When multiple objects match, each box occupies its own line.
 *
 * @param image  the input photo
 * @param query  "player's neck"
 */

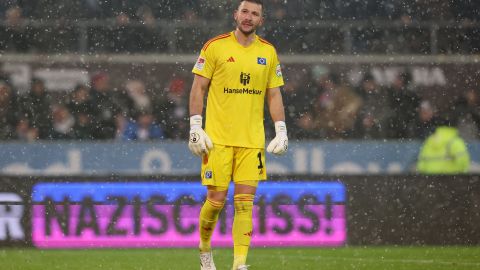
xmin=234 ymin=29 xmax=256 ymax=47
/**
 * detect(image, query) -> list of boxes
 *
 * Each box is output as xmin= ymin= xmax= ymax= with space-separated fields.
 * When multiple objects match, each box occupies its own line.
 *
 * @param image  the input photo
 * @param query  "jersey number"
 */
xmin=257 ymin=152 xmax=264 ymax=169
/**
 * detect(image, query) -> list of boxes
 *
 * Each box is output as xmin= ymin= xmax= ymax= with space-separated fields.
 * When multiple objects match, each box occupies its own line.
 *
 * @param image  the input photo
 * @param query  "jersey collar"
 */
xmin=231 ymin=31 xmax=258 ymax=50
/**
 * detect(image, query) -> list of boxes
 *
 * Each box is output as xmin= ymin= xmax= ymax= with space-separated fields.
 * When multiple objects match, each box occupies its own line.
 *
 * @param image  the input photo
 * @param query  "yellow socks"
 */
xmin=232 ymin=194 xmax=254 ymax=269
xmin=199 ymin=194 xmax=255 ymax=269
xmin=199 ymin=198 xmax=225 ymax=252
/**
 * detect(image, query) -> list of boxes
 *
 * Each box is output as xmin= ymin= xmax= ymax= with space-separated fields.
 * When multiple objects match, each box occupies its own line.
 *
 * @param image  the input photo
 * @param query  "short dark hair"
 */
xmin=437 ymin=110 xmax=458 ymax=127
xmin=239 ymin=0 xmax=263 ymax=8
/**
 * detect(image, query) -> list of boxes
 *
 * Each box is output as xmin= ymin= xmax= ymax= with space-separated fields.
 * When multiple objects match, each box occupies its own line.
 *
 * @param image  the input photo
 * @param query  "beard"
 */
xmin=238 ymin=27 xmax=255 ymax=36
xmin=239 ymin=27 xmax=255 ymax=35
xmin=237 ymin=21 xmax=256 ymax=36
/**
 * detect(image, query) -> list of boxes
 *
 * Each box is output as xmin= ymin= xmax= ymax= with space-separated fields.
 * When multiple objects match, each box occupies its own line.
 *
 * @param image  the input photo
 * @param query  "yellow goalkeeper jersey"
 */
xmin=192 ymin=31 xmax=284 ymax=148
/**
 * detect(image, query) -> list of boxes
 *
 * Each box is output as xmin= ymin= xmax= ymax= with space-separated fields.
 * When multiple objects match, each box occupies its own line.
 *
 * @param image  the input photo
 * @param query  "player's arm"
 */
xmin=188 ymin=74 xmax=213 ymax=157
xmin=266 ymin=87 xmax=285 ymax=122
xmin=266 ymin=87 xmax=288 ymax=155
xmin=189 ymin=74 xmax=210 ymax=116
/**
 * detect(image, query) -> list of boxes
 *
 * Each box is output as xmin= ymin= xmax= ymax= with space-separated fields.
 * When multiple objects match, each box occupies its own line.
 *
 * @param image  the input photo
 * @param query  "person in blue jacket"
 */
xmin=122 ymin=110 xmax=164 ymax=141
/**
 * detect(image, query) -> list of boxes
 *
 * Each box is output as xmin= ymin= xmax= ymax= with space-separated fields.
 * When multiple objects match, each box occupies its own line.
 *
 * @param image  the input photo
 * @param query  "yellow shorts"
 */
xmin=201 ymin=144 xmax=266 ymax=188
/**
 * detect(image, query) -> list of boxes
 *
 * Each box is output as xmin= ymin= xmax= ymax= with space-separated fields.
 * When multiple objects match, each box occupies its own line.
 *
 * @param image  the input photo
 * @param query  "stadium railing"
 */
xmin=0 ymin=19 xmax=479 ymax=54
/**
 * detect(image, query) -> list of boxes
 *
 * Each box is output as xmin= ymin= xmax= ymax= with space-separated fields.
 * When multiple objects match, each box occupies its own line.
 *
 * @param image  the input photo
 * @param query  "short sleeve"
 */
xmin=267 ymin=50 xmax=284 ymax=89
xmin=192 ymin=45 xmax=216 ymax=79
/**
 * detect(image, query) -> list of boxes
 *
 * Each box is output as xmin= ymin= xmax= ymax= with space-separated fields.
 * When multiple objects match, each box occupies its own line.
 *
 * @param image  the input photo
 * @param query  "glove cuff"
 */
xmin=274 ymin=121 xmax=287 ymax=135
xmin=190 ymin=115 xmax=202 ymax=129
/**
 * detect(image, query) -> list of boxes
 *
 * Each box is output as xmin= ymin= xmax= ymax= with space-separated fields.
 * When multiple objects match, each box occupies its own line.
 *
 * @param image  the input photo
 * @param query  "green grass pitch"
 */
xmin=1 ymin=246 xmax=479 ymax=270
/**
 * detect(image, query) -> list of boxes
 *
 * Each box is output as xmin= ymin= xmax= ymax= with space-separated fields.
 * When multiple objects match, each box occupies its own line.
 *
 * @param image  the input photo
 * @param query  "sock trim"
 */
xmin=206 ymin=199 xmax=225 ymax=208
xmin=234 ymin=194 xmax=254 ymax=200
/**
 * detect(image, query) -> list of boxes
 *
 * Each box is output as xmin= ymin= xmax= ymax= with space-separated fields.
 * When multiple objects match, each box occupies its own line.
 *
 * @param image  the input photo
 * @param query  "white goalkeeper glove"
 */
xmin=267 ymin=121 xmax=288 ymax=155
xmin=188 ymin=115 xmax=213 ymax=157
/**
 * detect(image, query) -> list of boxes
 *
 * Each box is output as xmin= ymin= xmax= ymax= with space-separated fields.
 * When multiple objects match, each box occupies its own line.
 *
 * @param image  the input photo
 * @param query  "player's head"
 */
xmin=234 ymin=0 xmax=264 ymax=36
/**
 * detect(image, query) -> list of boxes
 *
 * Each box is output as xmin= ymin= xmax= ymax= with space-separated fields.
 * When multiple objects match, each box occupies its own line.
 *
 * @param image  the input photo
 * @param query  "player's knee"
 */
xmin=233 ymin=194 xmax=254 ymax=214
xmin=206 ymin=187 xmax=228 ymax=203
xmin=201 ymin=198 xmax=225 ymax=220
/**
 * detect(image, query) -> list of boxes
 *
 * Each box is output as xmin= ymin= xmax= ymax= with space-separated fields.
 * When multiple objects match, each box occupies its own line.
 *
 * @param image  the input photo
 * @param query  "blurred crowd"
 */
xmin=1 ymin=0 xmax=479 ymax=21
xmin=0 ymin=0 xmax=479 ymax=53
xmin=284 ymin=66 xmax=480 ymax=141
xmin=0 ymin=72 xmax=190 ymax=142
xmin=0 ymin=1 xmax=478 ymax=142
xmin=0 ymin=66 xmax=479 ymax=142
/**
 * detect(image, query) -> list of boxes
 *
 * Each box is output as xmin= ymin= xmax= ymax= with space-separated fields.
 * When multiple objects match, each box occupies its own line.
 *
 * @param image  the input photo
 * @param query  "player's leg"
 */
xmin=199 ymin=144 xmax=233 ymax=270
xmin=231 ymin=147 xmax=266 ymax=270
xmin=199 ymin=186 xmax=227 ymax=252
xmin=232 ymin=181 xmax=257 ymax=270
xmin=199 ymin=186 xmax=227 ymax=270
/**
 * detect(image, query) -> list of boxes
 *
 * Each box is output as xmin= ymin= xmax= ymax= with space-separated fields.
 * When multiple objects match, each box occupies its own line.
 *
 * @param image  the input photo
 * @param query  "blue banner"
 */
xmin=1 ymin=141 xmax=480 ymax=175
xmin=32 ymin=181 xmax=346 ymax=203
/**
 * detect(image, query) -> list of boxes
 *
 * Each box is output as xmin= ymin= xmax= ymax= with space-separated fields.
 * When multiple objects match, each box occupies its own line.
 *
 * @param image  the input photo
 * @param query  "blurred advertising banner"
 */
xmin=1 ymin=141 xmax=480 ymax=175
xmin=1 ymin=58 xmax=478 ymax=107
xmin=31 ymin=182 xmax=346 ymax=248
xmin=0 ymin=179 xmax=32 ymax=246
xmin=1 ymin=175 xmax=479 ymax=247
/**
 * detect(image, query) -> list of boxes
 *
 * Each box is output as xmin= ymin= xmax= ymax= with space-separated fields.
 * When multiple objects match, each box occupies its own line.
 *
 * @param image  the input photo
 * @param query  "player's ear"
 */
xmin=259 ymin=16 xmax=264 ymax=27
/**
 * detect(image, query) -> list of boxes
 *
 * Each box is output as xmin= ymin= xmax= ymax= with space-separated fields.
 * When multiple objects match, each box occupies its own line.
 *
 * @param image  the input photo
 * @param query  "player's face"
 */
xmin=234 ymin=1 xmax=263 ymax=35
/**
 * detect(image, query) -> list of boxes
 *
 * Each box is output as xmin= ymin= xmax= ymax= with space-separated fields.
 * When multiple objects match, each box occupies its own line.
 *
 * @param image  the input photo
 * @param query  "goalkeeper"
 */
xmin=188 ymin=1 xmax=288 ymax=269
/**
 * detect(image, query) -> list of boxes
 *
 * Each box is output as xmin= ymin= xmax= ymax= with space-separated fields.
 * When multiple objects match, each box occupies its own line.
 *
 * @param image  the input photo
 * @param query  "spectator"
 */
xmin=67 ymin=84 xmax=94 ymax=140
xmin=353 ymin=74 xmax=392 ymax=139
xmin=416 ymin=114 xmax=470 ymax=174
xmin=308 ymin=65 xmax=330 ymax=107
xmin=153 ymin=75 xmax=188 ymax=139
xmin=0 ymin=80 xmax=18 ymax=140
xmin=123 ymin=79 xmax=152 ymax=118
xmin=14 ymin=117 xmax=39 ymax=142
xmin=5 ymin=6 xmax=23 ymax=26
xmin=50 ymin=104 xmax=75 ymax=139
xmin=287 ymin=65 xmax=329 ymax=138
xmin=409 ymin=100 xmax=439 ymax=139
xmin=71 ymin=107 xmax=94 ymax=140
xmin=0 ymin=5 xmax=29 ymax=52
xmin=282 ymin=74 xmax=316 ymax=139
xmin=89 ymin=72 xmax=122 ymax=139
xmin=290 ymin=65 xmax=346 ymax=139
xmin=18 ymin=78 xmax=53 ymax=139
xmin=313 ymin=73 xmax=362 ymax=139
xmin=386 ymin=72 xmax=420 ymax=139
xmin=67 ymin=84 xmax=92 ymax=116
xmin=0 ymin=1 xmax=18 ymax=18
xmin=455 ymin=89 xmax=480 ymax=140
xmin=122 ymin=109 xmax=164 ymax=141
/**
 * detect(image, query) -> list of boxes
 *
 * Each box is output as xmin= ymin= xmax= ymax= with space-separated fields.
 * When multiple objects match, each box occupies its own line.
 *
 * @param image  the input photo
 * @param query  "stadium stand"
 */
xmin=0 ymin=0 xmax=479 ymax=141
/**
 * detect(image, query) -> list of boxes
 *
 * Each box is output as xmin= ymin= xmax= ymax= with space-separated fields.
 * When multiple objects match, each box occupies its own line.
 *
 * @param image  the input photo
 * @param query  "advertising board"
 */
xmin=31 ymin=181 xmax=346 ymax=248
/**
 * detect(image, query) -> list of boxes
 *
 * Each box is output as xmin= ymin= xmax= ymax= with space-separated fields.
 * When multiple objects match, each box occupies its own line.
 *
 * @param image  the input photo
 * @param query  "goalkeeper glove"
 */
xmin=188 ymin=115 xmax=213 ymax=157
xmin=267 ymin=121 xmax=288 ymax=155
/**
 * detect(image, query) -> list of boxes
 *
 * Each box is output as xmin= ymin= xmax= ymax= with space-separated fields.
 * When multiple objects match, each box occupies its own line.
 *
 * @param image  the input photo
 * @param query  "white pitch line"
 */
xmin=255 ymin=253 xmax=480 ymax=267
